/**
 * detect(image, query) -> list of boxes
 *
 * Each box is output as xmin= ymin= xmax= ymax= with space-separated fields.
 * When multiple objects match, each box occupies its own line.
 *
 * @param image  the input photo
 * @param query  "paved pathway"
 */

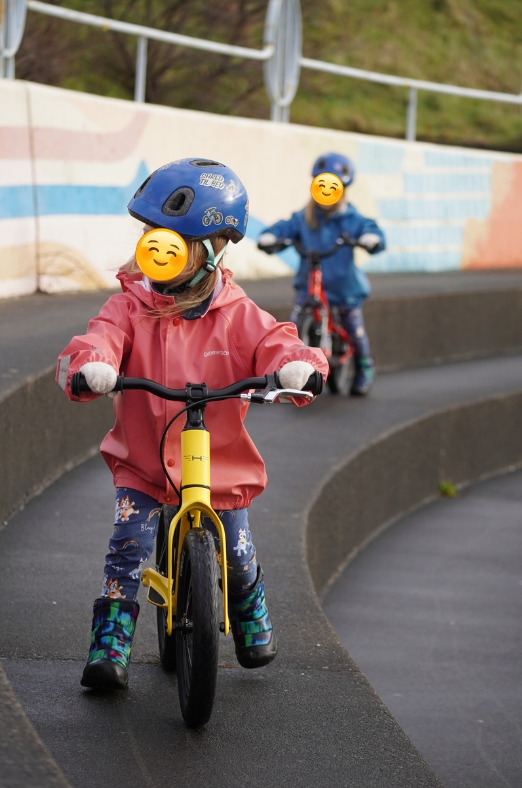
xmin=324 ymin=469 xmax=522 ymax=788
xmin=2 ymin=354 xmax=522 ymax=787
xmin=2 ymin=272 xmax=522 ymax=787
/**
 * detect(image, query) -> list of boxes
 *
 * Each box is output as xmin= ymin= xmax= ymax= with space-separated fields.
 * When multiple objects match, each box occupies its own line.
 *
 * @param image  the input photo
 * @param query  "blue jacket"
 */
xmin=262 ymin=204 xmax=385 ymax=308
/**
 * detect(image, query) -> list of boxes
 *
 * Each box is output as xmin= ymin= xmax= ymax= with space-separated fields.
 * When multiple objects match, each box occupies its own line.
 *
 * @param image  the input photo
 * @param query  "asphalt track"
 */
xmin=324 ymin=469 xmax=522 ymax=788
xmin=1 ymin=272 xmax=522 ymax=788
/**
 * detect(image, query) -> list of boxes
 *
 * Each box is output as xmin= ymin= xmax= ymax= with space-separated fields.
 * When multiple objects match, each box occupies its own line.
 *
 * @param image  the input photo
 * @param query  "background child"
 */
xmin=57 ymin=157 xmax=327 ymax=691
xmin=258 ymin=152 xmax=385 ymax=395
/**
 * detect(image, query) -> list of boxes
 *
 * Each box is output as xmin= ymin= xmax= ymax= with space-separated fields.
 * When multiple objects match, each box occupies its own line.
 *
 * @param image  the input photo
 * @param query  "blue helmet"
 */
xmin=128 ymin=158 xmax=249 ymax=243
xmin=312 ymin=152 xmax=355 ymax=187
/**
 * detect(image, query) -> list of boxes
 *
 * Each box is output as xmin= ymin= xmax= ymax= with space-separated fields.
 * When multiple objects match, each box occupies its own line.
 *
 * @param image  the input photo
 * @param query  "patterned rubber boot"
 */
xmin=350 ymin=355 xmax=375 ymax=396
xmin=81 ymin=597 xmax=139 ymax=690
xmin=228 ymin=566 xmax=277 ymax=669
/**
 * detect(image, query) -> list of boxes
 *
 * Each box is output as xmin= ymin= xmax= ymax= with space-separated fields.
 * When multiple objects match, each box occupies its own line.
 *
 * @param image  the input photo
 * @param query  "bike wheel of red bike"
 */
xmin=296 ymin=311 xmax=322 ymax=348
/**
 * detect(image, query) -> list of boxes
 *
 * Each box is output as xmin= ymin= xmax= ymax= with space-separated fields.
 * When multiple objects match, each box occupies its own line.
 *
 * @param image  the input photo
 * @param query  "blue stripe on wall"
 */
xmin=0 ymin=185 xmax=36 ymax=219
xmin=365 ymin=249 xmax=461 ymax=273
xmin=378 ymin=197 xmax=490 ymax=221
xmin=424 ymin=150 xmax=494 ymax=168
xmin=0 ymin=161 xmax=148 ymax=220
xmin=404 ymin=172 xmax=491 ymax=193
xmin=356 ymin=142 xmax=405 ymax=175
xmin=384 ymin=224 xmax=464 ymax=247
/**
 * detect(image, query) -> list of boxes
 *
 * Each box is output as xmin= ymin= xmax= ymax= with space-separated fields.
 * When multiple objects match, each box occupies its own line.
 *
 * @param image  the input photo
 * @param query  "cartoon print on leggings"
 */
xmin=104 ymin=577 xmax=125 ymax=599
xmin=234 ymin=527 xmax=250 ymax=556
xmin=115 ymin=495 xmax=140 ymax=522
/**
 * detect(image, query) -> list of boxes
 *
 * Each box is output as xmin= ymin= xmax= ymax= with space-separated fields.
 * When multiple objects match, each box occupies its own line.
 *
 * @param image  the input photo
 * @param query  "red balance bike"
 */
xmin=264 ymin=232 xmax=360 ymax=396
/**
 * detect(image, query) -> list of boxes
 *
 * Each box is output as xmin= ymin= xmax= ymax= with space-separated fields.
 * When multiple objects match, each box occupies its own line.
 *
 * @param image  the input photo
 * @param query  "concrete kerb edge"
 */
xmin=0 ymin=662 xmax=73 ymax=788
xmin=317 ymin=455 xmax=522 ymax=603
xmin=306 ymin=388 xmax=522 ymax=599
xmin=0 ymin=365 xmax=114 ymax=528
xmin=1 ymin=444 xmax=99 ymax=530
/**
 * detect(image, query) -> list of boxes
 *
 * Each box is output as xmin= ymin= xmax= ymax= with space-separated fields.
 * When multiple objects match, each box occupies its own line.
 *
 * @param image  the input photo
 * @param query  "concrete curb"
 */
xmin=0 ymin=368 xmax=113 ymax=527
xmin=308 ymin=390 xmax=522 ymax=598
xmin=0 ymin=663 xmax=72 ymax=788
xmin=365 ymin=289 xmax=522 ymax=371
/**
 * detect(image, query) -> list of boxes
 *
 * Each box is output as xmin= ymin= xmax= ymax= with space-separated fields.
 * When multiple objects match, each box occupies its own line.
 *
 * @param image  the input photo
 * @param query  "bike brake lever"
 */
xmin=241 ymin=388 xmax=314 ymax=404
xmin=267 ymin=388 xmax=314 ymax=403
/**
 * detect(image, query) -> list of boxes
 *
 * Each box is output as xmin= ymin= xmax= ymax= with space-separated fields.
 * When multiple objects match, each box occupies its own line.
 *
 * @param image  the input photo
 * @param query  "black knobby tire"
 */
xmin=176 ymin=527 xmax=220 ymax=728
xmin=156 ymin=506 xmax=178 ymax=671
xmin=327 ymin=360 xmax=351 ymax=396
xmin=296 ymin=311 xmax=322 ymax=348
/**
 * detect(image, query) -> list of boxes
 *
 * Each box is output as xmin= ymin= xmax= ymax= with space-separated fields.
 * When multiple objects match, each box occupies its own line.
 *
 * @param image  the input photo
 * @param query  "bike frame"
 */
xmin=305 ymin=258 xmax=351 ymax=365
xmin=141 ymin=422 xmax=230 ymax=637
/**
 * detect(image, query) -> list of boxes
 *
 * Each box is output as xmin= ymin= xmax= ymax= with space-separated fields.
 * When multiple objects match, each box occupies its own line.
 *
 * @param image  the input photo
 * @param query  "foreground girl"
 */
xmin=57 ymin=157 xmax=328 ymax=690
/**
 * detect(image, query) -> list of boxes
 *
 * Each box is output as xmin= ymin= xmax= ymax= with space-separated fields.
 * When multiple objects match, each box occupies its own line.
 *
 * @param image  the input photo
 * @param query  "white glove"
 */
xmin=80 ymin=361 xmax=117 ymax=395
xmin=278 ymin=360 xmax=315 ymax=391
xmin=358 ymin=232 xmax=381 ymax=251
xmin=257 ymin=232 xmax=278 ymax=248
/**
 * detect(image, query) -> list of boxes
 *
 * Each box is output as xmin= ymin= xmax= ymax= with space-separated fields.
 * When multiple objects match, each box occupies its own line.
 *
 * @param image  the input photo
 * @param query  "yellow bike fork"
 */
xmin=141 ymin=427 xmax=230 ymax=637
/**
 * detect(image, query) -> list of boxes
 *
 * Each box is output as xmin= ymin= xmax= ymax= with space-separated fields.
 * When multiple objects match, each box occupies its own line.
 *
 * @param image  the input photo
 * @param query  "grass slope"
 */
xmin=16 ymin=0 xmax=522 ymax=151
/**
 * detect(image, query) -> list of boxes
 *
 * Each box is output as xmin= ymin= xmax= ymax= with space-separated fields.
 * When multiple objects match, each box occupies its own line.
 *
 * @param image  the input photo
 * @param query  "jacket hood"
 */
xmin=116 ymin=267 xmax=248 ymax=314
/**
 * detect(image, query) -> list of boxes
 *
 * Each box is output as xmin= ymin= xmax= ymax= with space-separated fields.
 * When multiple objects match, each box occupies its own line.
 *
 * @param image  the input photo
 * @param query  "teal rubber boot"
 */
xmin=81 ymin=597 xmax=139 ymax=690
xmin=350 ymin=355 xmax=374 ymax=396
xmin=228 ymin=566 xmax=277 ymax=669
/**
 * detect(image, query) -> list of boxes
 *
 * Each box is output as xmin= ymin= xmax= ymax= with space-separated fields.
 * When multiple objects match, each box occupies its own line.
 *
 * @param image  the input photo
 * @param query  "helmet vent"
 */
xmin=189 ymin=159 xmax=225 ymax=168
xmin=162 ymin=187 xmax=195 ymax=217
xmin=133 ymin=174 xmax=154 ymax=198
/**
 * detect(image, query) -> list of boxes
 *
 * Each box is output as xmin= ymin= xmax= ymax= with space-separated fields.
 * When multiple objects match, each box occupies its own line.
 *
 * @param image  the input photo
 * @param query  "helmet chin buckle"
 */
xmin=186 ymin=239 xmax=228 ymax=289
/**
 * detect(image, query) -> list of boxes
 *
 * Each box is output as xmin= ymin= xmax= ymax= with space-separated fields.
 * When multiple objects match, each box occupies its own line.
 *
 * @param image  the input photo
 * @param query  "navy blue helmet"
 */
xmin=128 ymin=157 xmax=249 ymax=243
xmin=312 ymin=152 xmax=355 ymax=187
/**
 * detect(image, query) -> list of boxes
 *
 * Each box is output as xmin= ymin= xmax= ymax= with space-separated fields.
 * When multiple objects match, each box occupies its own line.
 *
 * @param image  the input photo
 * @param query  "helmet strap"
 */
xmin=186 ymin=239 xmax=228 ymax=289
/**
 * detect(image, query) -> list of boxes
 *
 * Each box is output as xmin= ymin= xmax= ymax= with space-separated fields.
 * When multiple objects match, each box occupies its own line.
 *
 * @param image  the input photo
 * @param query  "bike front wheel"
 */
xmin=296 ymin=311 xmax=322 ymax=348
xmin=176 ymin=527 xmax=220 ymax=728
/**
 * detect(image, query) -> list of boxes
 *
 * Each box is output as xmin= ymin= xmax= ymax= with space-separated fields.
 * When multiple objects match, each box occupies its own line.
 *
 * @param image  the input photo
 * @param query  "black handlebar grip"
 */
xmin=303 ymin=370 xmax=323 ymax=395
xmin=70 ymin=372 xmax=92 ymax=396
xmin=274 ymin=369 xmax=323 ymax=396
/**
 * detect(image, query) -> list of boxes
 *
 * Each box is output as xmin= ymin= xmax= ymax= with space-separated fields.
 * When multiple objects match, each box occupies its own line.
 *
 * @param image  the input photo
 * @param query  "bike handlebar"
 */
xmin=70 ymin=370 xmax=324 ymax=402
xmin=258 ymin=231 xmax=359 ymax=261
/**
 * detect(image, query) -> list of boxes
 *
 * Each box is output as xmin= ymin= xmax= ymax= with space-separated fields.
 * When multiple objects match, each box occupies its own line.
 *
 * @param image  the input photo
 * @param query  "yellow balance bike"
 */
xmin=72 ymin=370 xmax=322 ymax=727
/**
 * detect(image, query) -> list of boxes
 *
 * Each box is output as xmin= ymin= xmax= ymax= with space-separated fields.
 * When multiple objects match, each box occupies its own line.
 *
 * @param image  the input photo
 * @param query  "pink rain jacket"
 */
xmin=57 ymin=269 xmax=328 ymax=509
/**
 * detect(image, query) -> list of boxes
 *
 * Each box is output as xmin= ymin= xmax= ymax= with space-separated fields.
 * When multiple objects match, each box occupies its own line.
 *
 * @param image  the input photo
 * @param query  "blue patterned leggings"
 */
xmin=102 ymin=488 xmax=258 ymax=601
xmin=290 ymin=296 xmax=371 ymax=359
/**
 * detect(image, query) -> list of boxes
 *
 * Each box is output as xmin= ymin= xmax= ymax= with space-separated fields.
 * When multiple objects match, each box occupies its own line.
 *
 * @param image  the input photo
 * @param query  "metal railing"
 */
xmin=2 ymin=0 xmax=522 ymax=141
xmin=299 ymin=55 xmax=522 ymax=141
xmin=25 ymin=0 xmax=275 ymax=103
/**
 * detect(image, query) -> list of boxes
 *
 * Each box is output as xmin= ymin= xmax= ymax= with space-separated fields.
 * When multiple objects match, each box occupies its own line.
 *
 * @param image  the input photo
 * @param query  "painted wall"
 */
xmin=2 ymin=79 xmax=522 ymax=299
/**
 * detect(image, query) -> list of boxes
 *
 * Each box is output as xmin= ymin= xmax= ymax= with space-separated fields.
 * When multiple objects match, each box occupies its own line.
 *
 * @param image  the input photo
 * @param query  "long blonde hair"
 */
xmin=304 ymin=195 xmax=347 ymax=230
xmin=120 ymin=235 xmax=228 ymax=320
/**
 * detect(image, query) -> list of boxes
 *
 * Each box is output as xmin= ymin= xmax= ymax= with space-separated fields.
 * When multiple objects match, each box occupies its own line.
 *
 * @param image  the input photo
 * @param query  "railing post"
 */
xmin=4 ymin=54 xmax=14 ymax=76
xmin=406 ymin=86 xmax=417 ymax=141
xmin=264 ymin=0 xmax=302 ymax=122
xmin=0 ymin=0 xmax=27 ymax=78
xmin=134 ymin=34 xmax=147 ymax=103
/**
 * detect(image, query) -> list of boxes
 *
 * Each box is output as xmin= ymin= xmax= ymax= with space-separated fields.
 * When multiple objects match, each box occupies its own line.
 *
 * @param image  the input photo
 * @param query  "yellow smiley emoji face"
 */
xmin=135 ymin=228 xmax=189 ymax=282
xmin=310 ymin=172 xmax=344 ymax=206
